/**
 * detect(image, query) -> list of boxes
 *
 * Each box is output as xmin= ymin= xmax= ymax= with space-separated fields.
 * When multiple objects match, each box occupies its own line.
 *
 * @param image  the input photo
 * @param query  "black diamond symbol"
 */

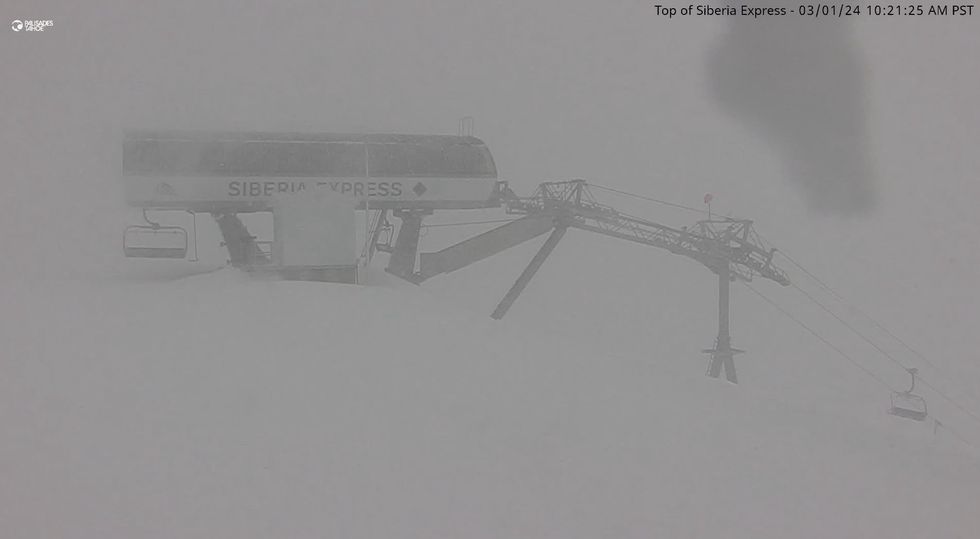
xmin=412 ymin=182 xmax=427 ymax=196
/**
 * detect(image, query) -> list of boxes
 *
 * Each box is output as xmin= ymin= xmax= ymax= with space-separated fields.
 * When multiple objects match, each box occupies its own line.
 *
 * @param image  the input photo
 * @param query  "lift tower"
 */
xmin=685 ymin=218 xmax=782 ymax=383
xmin=415 ymin=180 xmax=790 ymax=383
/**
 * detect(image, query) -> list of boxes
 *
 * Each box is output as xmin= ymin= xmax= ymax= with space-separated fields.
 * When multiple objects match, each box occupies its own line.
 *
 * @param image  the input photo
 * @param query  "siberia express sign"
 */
xmin=123 ymin=131 xmax=500 ymax=211
xmin=227 ymin=179 xmax=405 ymax=198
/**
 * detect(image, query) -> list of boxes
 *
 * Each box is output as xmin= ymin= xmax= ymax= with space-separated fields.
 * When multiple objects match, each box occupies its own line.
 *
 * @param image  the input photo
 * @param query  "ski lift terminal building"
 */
xmin=123 ymin=130 xmax=503 ymax=212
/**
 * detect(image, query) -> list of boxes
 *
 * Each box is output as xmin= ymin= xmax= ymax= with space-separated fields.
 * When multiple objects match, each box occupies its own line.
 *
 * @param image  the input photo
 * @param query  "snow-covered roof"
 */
xmin=123 ymin=130 xmax=497 ymax=179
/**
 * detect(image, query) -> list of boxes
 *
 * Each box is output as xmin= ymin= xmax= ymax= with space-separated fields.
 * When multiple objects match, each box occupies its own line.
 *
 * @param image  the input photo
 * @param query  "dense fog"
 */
xmin=2 ymin=2 xmax=979 ymax=537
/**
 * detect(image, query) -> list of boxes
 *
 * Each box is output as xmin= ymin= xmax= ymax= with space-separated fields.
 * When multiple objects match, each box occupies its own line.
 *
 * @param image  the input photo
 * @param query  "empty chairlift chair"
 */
xmin=889 ymin=368 xmax=928 ymax=421
xmin=123 ymin=210 xmax=188 ymax=259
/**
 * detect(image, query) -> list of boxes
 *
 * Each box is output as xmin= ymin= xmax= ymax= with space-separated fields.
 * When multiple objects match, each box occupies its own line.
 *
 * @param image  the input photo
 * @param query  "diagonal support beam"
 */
xmin=491 ymin=226 xmax=567 ymax=320
xmin=417 ymin=214 xmax=556 ymax=281
xmin=365 ymin=209 xmax=389 ymax=263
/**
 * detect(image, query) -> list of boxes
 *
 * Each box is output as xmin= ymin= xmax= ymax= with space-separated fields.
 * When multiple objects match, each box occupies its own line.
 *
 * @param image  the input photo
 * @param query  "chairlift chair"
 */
xmin=123 ymin=209 xmax=189 ymax=259
xmin=889 ymin=368 xmax=928 ymax=421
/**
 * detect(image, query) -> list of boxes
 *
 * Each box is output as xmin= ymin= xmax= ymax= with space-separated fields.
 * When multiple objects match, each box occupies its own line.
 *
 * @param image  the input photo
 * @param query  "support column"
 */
xmin=213 ymin=213 xmax=268 ymax=268
xmin=385 ymin=210 xmax=430 ymax=281
xmin=704 ymin=262 xmax=742 ymax=383
xmin=491 ymin=225 xmax=567 ymax=320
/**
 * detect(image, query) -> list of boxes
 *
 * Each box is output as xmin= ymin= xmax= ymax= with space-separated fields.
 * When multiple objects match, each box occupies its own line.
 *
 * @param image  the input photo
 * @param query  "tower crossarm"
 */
xmin=505 ymin=180 xmax=790 ymax=286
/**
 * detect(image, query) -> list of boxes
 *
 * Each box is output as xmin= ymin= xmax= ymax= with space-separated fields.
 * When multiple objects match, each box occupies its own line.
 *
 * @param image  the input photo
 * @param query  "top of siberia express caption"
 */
xmin=654 ymin=5 xmax=790 ymax=17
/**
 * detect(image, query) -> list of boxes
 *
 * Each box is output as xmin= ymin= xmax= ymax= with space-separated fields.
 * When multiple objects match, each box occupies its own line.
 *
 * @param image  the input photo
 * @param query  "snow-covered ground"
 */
xmin=2 ymin=265 xmax=978 ymax=538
